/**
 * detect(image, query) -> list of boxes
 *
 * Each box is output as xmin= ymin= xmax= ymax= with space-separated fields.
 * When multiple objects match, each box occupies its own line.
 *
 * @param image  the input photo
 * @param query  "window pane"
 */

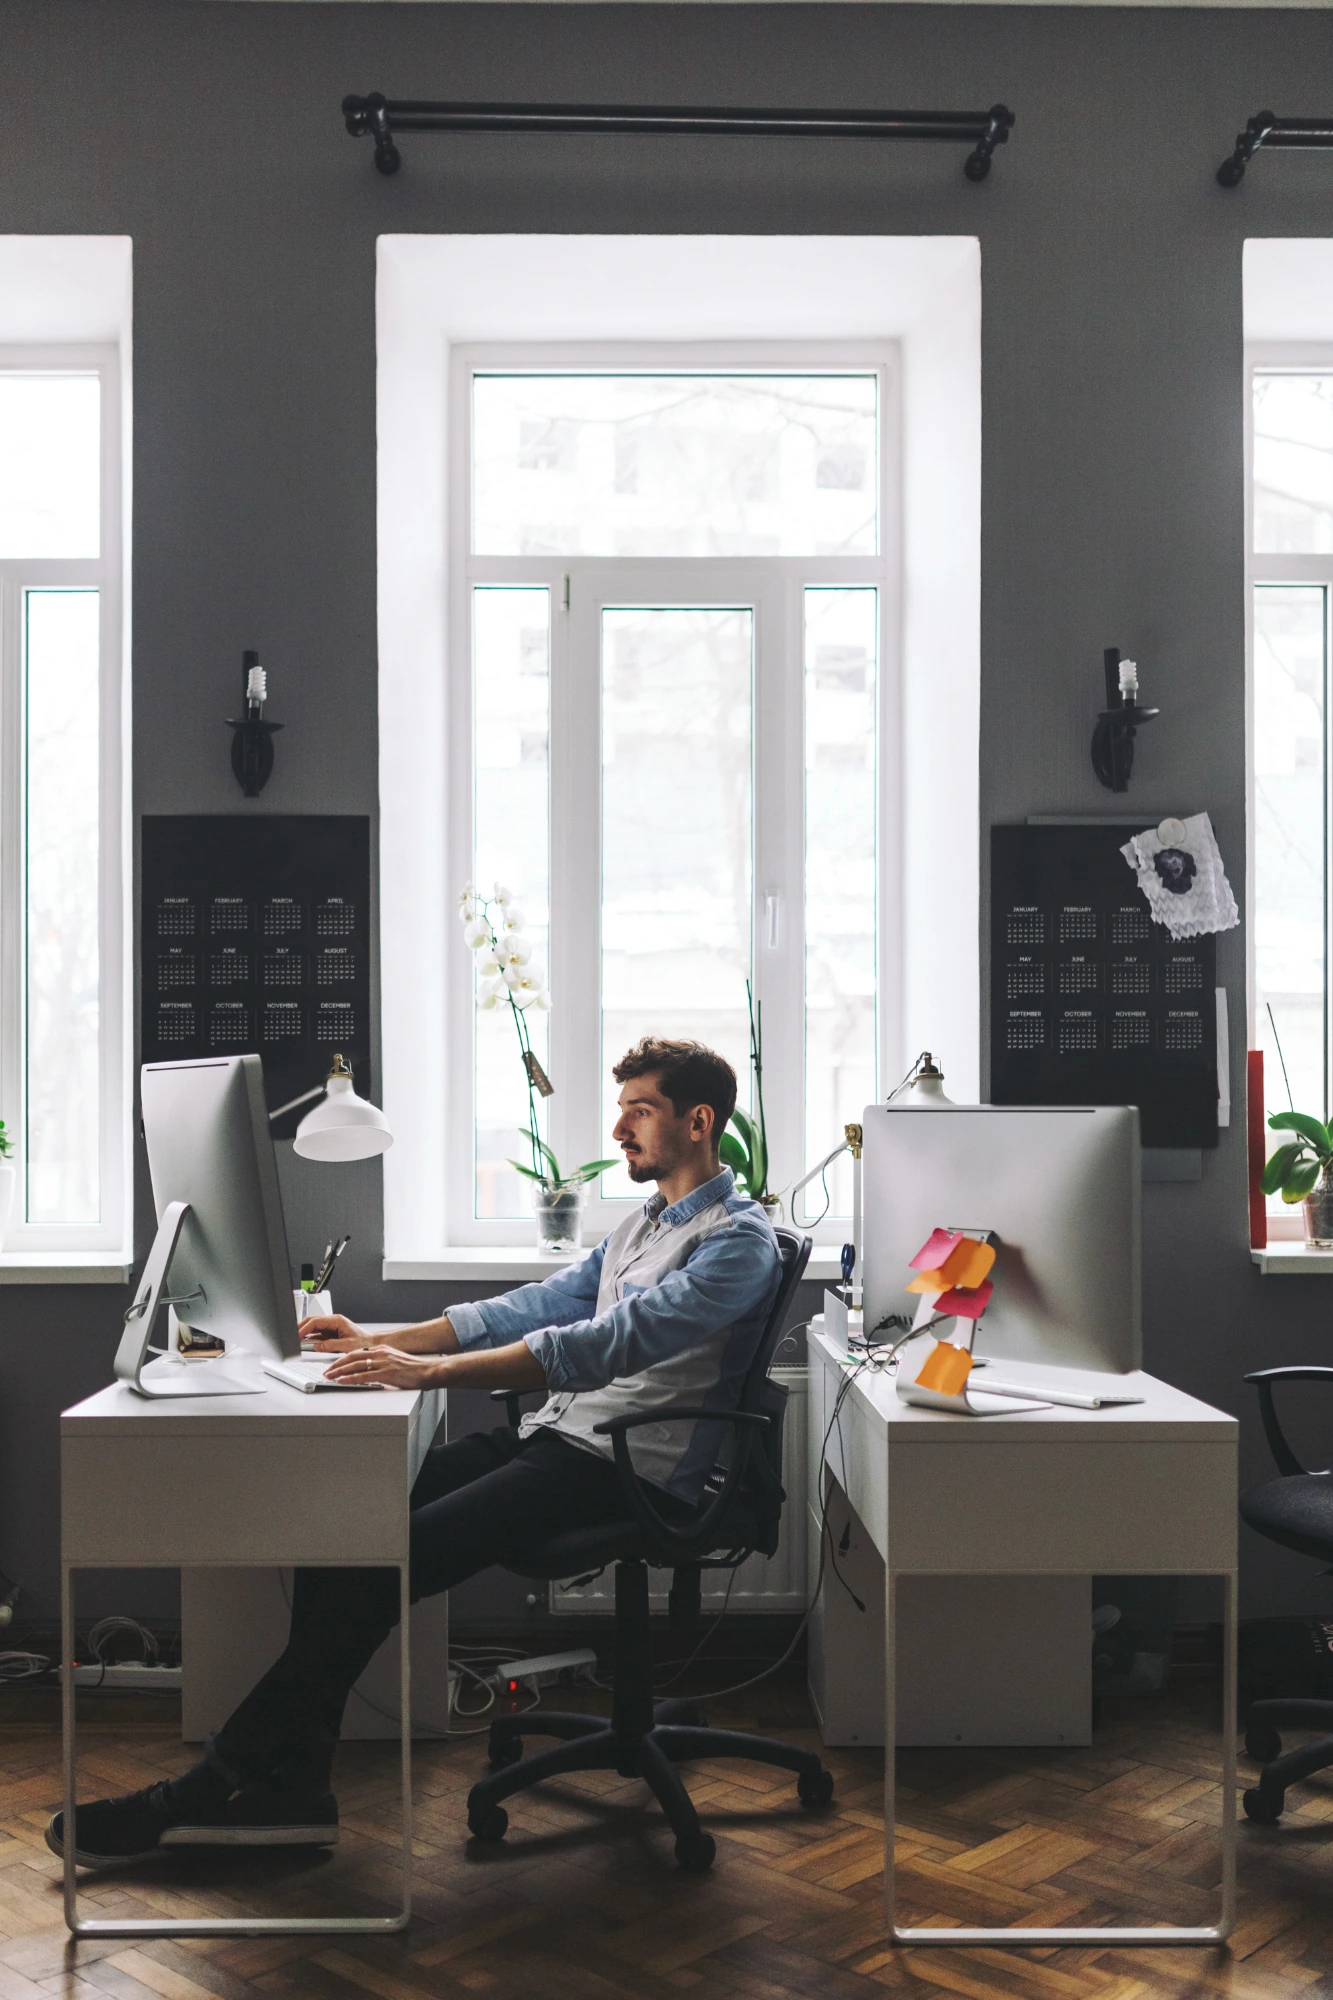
xmin=473 ymin=587 xmax=550 ymax=1219
xmin=474 ymin=375 xmax=877 ymax=558
xmin=0 ymin=374 xmax=100 ymax=558
xmin=25 ymin=590 xmax=100 ymax=1224
xmin=1254 ymin=374 xmax=1333 ymax=555
xmin=1254 ymin=585 xmax=1327 ymax=1165
xmin=803 ymin=588 xmax=878 ymax=1220
xmin=601 ymin=607 xmax=753 ymax=1196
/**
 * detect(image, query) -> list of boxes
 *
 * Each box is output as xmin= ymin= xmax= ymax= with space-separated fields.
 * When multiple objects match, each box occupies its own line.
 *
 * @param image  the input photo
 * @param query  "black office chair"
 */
xmin=1239 ymin=1366 xmax=1333 ymax=1822
xmin=465 ymin=1226 xmax=833 ymax=1871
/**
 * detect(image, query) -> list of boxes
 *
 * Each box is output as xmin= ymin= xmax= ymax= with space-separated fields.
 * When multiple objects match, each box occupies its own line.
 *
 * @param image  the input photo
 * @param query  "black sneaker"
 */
xmin=164 ymin=1779 xmax=339 ymax=1849
xmin=46 ymin=1777 xmax=338 ymax=1868
xmin=46 ymin=1779 xmax=212 ymax=1868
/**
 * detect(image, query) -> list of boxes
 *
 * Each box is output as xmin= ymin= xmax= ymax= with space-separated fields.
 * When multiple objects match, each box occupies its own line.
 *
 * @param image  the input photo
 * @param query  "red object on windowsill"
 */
xmin=1248 ymin=1049 xmax=1267 ymax=1250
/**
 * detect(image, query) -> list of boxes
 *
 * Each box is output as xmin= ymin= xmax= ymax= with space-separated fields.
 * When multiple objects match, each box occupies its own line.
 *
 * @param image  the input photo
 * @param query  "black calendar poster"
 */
xmin=990 ymin=824 xmax=1217 ymax=1149
xmin=142 ymin=817 xmax=372 ymax=1138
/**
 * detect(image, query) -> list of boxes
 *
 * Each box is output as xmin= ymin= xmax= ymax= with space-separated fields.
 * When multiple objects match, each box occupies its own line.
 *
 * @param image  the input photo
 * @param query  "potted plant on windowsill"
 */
xmin=1262 ymin=1110 xmax=1333 ymax=1250
xmin=721 ymin=982 xmax=780 ymax=1219
xmin=0 ymin=1119 xmax=14 ymax=1248
xmin=459 ymin=884 xmax=616 ymax=1254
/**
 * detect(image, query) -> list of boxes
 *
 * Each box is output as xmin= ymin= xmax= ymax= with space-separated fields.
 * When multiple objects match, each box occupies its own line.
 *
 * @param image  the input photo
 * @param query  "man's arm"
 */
xmin=322 ymin=1336 xmax=547 ymax=1393
xmin=302 ymin=1312 xmax=462 ymax=1355
xmin=303 ymin=1239 xmax=608 ymax=1358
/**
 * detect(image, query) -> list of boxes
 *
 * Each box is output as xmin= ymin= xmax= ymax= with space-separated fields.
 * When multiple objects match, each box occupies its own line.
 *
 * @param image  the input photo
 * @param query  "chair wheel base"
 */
xmin=1243 ymin=1787 xmax=1284 ymax=1824
xmin=488 ymin=1736 xmax=523 ymax=1770
xmin=468 ymin=1802 xmax=509 ymax=1842
xmin=1245 ymin=1726 xmax=1282 ymax=1763
xmin=675 ymin=1831 xmax=716 ymax=1871
xmin=798 ymin=1767 xmax=835 ymax=1808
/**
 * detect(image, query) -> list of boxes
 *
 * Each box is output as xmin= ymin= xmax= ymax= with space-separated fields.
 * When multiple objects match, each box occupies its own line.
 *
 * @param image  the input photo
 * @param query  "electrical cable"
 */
xmin=0 ymin=1651 xmax=51 ymax=1682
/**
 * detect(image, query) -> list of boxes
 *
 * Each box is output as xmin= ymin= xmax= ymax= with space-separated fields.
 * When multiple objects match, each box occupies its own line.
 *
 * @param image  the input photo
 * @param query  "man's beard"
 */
xmin=623 ymin=1154 xmax=658 ymax=1183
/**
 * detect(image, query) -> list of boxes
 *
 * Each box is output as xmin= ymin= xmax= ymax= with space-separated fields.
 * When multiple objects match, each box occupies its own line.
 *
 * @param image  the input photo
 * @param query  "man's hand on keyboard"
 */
xmin=301 ymin=1315 xmax=377 ymax=1351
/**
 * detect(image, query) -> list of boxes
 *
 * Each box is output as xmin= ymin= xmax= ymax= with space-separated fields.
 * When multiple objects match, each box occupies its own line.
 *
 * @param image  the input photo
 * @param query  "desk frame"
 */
xmin=884 ymin=1566 xmax=1237 ymax=1948
xmin=62 ymin=1562 xmax=413 ymax=1939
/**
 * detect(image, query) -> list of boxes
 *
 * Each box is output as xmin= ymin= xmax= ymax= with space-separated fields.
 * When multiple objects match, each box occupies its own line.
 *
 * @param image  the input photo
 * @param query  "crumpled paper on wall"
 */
xmin=1119 ymin=812 xmax=1239 ymax=940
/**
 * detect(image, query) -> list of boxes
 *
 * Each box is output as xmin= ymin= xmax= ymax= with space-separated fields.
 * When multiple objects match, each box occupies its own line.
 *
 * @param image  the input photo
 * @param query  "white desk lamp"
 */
xmin=269 ymin=1053 xmax=394 ymax=1162
xmin=790 ymin=1122 xmax=864 ymax=1307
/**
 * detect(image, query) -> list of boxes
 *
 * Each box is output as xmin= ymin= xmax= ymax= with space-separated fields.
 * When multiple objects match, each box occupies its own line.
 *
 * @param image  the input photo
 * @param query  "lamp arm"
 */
xmin=787 ymin=1139 xmax=849 ymax=1200
xmin=268 ymin=1082 xmax=326 ymax=1124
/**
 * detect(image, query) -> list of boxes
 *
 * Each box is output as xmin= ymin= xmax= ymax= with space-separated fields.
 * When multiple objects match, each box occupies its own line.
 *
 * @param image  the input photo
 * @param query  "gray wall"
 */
xmin=2 ymin=0 xmax=1331 ymax=1627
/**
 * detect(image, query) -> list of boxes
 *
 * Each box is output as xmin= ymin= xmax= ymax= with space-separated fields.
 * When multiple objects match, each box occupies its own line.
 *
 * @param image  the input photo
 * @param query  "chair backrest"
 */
xmin=708 ymin=1226 xmax=811 ymax=1555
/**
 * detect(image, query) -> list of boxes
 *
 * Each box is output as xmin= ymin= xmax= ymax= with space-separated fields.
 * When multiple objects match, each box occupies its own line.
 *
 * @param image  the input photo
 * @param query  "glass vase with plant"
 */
xmin=459 ymin=884 xmax=616 ymax=1252
xmin=1261 ymin=1005 xmax=1333 ymax=1248
xmin=721 ymin=981 xmax=776 ymax=1213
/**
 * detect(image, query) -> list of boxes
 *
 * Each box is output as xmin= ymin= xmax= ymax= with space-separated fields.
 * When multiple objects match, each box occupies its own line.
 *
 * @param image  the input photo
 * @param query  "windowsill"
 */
xmin=385 ymin=1247 xmax=847 ymax=1285
xmin=0 ymin=1251 xmax=133 ymax=1285
xmin=1252 ymin=1245 xmax=1333 ymax=1275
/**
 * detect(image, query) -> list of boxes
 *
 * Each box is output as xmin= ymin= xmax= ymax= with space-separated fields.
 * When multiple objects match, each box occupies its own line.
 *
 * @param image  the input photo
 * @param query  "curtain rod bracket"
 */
xmin=341 ymin=94 xmax=1013 ymax=181
xmin=1218 ymin=110 xmax=1333 ymax=186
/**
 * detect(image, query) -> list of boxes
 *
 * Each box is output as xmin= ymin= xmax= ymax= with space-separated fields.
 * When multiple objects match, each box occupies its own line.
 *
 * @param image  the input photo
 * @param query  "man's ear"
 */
xmin=693 ymin=1103 xmax=715 ymax=1146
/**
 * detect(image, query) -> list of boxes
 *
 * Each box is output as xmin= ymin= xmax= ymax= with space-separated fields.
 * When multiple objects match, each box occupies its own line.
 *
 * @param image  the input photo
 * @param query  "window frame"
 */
xmin=0 ymin=343 xmax=130 ymax=1260
xmin=446 ymin=340 xmax=901 ymax=1246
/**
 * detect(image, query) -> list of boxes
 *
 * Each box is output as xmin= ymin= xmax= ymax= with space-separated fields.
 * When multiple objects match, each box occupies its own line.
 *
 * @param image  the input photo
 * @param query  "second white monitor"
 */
xmin=861 ymin=1104 xmax=1141 ymax=1374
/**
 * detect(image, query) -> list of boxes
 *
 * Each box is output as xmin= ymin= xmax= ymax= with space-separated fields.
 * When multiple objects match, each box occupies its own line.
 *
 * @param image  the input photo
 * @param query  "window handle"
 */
xmin=765 ymin=893 xmax=781 ymax=949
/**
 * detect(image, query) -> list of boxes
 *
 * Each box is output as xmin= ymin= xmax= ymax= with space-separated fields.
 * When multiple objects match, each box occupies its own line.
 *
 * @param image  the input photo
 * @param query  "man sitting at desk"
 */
xmin=49 ymin=1037 xmax=782 ymax=1867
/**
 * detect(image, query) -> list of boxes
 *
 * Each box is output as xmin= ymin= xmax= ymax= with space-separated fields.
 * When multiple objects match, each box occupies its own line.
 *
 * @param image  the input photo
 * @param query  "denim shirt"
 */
xmin=448 ymin=1168 xmax=781 ymax=1501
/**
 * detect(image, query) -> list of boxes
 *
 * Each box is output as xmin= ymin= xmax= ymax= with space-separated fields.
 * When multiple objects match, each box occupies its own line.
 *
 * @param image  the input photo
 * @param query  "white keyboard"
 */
xmin=262 ymin=1356 xmax=375 ymax=1394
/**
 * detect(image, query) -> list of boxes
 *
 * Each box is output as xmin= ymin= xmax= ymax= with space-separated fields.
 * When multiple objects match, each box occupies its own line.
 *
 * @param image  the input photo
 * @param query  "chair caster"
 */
xmin=675 ymin=1830 xmax=716 ymax=1872
xmin=1245 ymin=1725 xmax=1282 ymax=1763
xmin=798 ymin=1768 xmax=835 ymax=1808
xmin=655 ymin=1698 xmax=706 ymax=1726
xmin=468 ymin=1801 xmax=509 ymax=1842
xmin=1243 ymin=1787 xmax=1284 ymax=1824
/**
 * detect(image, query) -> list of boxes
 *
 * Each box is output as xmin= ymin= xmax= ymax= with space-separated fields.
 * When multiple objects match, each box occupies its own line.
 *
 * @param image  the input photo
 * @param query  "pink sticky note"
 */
xmin=909 ymin=1228 xmax=960 ymax=1273
xmin=931 ymin=1279 xmax=993 ymax=1321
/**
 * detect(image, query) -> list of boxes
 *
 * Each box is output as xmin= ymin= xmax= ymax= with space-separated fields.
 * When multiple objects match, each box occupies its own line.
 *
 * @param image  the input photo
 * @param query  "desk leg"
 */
xmin=885 ymin=1566 xmax=1236 ymax=1950
xmin=62 ymin=1562 xmax=414 ymax=1939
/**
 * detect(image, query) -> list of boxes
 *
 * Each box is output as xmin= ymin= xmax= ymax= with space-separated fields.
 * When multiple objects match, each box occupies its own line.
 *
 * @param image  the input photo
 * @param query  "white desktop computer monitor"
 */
xmin=861 ymin=1104 xmax=1141 ymax=1374
xmin=115 ymin=1054 xmax=301 ymax=1396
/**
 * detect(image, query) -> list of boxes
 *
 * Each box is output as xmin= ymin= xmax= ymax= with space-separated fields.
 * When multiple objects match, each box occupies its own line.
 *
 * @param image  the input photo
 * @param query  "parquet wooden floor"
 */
xmin=5 ymin=1675 xmax=1333 ymax=1999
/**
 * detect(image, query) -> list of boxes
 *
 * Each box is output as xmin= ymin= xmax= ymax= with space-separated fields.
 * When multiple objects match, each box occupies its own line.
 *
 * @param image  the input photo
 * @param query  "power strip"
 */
xmin=58 ymin=1663 xmax=183 ymax=1690
xmin=492 ymin=1647 xmax=598 ymax=1695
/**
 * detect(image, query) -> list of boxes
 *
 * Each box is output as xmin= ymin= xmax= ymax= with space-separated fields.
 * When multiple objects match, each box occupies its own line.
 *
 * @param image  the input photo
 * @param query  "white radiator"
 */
xmin=550 ymin=1366 xmax=809 ymax=1615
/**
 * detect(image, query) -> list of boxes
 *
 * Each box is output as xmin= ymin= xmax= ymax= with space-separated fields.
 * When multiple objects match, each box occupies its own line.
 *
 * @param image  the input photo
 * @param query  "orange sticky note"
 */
xmin=906 ymin=1237 xmax=996 ymax=1294
xmin=916 ymin=1342 xmax=974 ymax=1395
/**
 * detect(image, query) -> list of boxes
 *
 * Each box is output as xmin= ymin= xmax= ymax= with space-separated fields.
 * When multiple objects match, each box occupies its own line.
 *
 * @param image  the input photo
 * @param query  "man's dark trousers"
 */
xmin=211 ymin=1426 xmax=627 ymax=1789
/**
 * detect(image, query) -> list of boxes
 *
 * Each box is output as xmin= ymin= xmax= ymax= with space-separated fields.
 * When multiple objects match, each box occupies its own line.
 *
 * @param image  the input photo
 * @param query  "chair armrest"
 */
xmin=591 ymin=1408 xmax=774 ymax=1564
xmin=489 ymin=1385 xmax=544 ymax=1432
xmin=1244 ymin=1368 xmax=1333 ymax=1478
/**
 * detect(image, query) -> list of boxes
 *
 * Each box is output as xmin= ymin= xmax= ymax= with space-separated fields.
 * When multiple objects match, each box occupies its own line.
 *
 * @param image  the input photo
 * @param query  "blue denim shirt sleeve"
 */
xmin=521 ymin=1213 xmax=779 ymax=1392
xmin=448 ymin=1238 xmax=608 ymax=1352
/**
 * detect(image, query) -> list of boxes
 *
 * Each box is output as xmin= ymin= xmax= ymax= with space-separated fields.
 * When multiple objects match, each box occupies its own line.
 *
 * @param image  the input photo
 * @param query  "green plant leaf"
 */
xmin=1261 ymin=1142 xmax=1304 ymax=1196
xmin=719 ymin=1129 xmax=750 ymax=1185
xmin=1282 ymin=1160 xmax=1323 ymax=1202
xmin=561 ymin=1159 xmax=617 ymax=1187
xmin=1269 ymin=1110 xmax=1333 ymax=1156
xmin=507 ymin=1159 xmax=552 ymax=1185
xmin=728 ymin=1108 xmax=767 ymax=1196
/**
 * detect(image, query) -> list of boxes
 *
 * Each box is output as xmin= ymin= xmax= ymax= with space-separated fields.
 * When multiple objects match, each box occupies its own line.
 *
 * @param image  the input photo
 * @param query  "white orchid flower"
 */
xmin=501 ymin=905 xmax=526 ymax=932
xmin=477 ymin=974 xmax=505 ymax=1002
xmin=511 ymin=974 xmax=544 ymax=1008
xmin=459 ymin=897 xmax=478 ymax=923
xmin=492 ymin=882 xmax=514 ymax=907
xmin=498 ymin=935 xmax=532 ymax=967
xmin=475 ymin=953 xmax=501 ymax=978
xmin=530 ymin=987 xmax=552 ymax=1011
xmin=462 ymin=919 xmax=491 ymax=950
xmin=477 ymin=988 xmax=505 ymax=1013
xmin=501 ymin=964 xmax=524 ymax=989
xmin=457 ymin=881 xmax=474 ymax=904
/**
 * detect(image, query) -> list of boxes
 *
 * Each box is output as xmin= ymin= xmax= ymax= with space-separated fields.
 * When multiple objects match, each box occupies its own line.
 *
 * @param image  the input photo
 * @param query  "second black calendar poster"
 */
xmin=990 ymin=823 xmax=1218 ymax=1149
xmin=142 ymin=817 xmax=372 ymax=1138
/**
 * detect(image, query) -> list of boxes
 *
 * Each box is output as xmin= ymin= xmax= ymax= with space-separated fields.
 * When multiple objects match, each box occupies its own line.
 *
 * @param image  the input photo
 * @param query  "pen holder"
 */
xmin=294 ymin=1289 xmax=333 ymax=1324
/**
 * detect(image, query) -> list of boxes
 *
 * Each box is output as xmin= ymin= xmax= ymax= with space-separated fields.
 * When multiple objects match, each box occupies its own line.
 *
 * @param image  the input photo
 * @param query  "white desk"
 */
xmin=61 ymin=1350 xmax=444 ymax=1940
xmin=807 ymin=1326 xmax=1238 ymax=1949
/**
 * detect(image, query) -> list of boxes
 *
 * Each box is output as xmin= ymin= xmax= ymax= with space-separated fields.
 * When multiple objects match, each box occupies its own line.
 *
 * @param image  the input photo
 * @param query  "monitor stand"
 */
xmin=114 ymin=1200 xmax=263 ymax=1398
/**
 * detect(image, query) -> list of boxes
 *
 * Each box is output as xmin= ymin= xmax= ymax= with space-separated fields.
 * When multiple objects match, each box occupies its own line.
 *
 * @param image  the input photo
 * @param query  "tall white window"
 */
xmin=448 ymin=353 xmax=895 ymax=1243
xmin=0 ymin=347 xmax=128 ymax=1258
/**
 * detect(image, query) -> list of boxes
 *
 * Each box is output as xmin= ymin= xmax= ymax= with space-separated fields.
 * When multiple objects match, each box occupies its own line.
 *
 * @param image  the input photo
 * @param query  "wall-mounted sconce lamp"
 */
xmin=1091 ymin=647 xmax=1159 ymax=793
xmin=227 ymin=650 xmax=283 ymax=797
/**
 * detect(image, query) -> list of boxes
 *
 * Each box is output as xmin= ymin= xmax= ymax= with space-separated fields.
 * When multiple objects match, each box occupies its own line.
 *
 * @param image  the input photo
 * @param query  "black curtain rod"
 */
xmin=342 ymin=94 xmax=1014 ymax=181
xmin=1219 ymin=111 xmax=1333 ymax=186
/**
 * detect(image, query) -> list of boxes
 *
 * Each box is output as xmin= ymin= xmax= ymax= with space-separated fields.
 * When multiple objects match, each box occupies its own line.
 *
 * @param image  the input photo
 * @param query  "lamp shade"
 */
xmin=293 ymin=1064 xmax=394 ymax=1162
